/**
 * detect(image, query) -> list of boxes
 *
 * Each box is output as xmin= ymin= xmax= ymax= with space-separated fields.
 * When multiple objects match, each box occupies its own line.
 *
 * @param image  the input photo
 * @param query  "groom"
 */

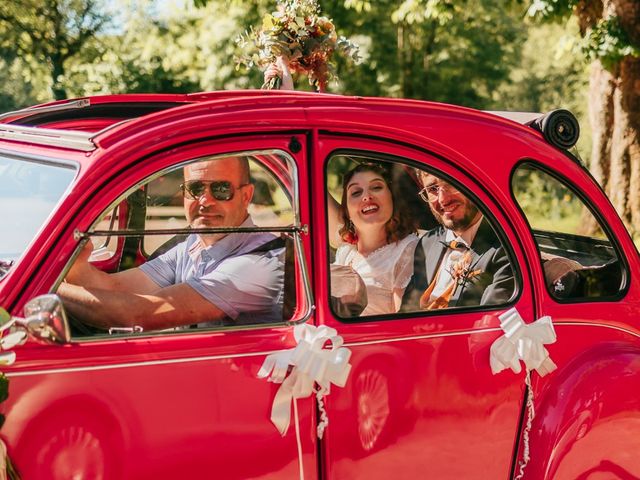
xmin=401 ymin=170 xmax=515 ymax=311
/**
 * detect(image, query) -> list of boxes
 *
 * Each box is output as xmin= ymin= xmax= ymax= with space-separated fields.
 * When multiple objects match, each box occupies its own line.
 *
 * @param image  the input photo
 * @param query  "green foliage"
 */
xmin=0 ymin=0 xmax=111 ymax=100
xmin=513 ymin=166 xmax=586 ymax=235
xmin=320 ymin=0 xmax=525 ymax=108
xmin=0 ymin=373 xmax=8 ymax=404
xmin=0 ymin=0 xmax=592 ymax=120
xmin=526 ymin=1 xmax=640 ymax=71
xmin=494 ymin=19 xmax=591 ymax=157
xmin=391 ymin=0 xmax=457 ymax=25
xmin=525 ymin=0 xmax=577 ymax=20
xmin=582 ymin=16 xmax=640 ymax=69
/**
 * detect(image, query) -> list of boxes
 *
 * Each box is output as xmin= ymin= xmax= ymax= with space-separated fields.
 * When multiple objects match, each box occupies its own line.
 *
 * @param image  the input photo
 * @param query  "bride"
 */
xmin=330 ymin=163 xmax=418 ymax=316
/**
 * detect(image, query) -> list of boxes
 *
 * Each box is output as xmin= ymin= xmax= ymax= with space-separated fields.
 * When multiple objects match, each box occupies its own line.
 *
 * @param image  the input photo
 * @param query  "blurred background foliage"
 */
xmin=1 ymin=0 xmax=629 ymax=237
xmin=0 ymin=0 xmax=592 ymax=151
xmin=0 ymin=0 xmax=588 ymax=114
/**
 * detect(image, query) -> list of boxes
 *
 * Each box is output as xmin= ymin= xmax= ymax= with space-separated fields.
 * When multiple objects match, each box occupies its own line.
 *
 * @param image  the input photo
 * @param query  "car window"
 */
xmin=512 ymin=162 xmax=624 ymax=300
xmin=1 ymin=156 xmax=75 ymax=278
xmin=326 ymin=152 xmax=517 ymax=319
xmin=61 ymin=151 xmax=297 ymax=337
xmin=143 ymin=158 xmax=293 ymax=256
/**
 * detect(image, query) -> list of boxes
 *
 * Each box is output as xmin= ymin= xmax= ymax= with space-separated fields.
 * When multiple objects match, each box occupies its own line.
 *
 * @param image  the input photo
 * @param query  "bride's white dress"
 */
xmin=334 ymin=233 xmax=419 ymax=316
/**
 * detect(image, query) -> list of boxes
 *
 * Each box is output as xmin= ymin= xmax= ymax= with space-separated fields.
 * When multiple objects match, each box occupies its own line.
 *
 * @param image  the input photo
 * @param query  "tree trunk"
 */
xmin=50 ymin=52 xmax=67 ymax=100
xmin=582 ymin=0 xmax=640 ymax=238
xmin=588 ymin=57 xmax=640 ymax=238
xmin=619 ymin=56 xmax=640 ymax=233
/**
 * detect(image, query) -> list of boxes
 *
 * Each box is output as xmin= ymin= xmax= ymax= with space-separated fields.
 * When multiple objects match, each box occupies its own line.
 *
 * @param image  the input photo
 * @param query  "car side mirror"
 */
xmin=20 ymin=294 xmax=71 ymax=345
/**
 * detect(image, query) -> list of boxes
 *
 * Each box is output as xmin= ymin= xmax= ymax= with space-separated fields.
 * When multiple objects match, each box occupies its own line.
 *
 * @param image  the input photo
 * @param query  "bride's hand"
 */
xmin=264 ymin=56 xmax=294 ymax=90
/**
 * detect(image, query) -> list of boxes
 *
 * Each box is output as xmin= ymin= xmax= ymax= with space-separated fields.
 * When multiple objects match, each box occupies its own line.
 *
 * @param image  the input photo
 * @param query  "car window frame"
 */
xmin=509 ymin=158 xmax=630 ymax=304
xmin=324 ymin=147 xmax=523 ymax=323
xmin=58 ymin=145 xmax=311 ymax=341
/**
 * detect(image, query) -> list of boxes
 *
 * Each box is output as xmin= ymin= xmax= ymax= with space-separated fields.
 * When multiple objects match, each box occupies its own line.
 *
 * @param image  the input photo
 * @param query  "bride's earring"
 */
xmin=345 ymin=220 xmax=358 ymax=244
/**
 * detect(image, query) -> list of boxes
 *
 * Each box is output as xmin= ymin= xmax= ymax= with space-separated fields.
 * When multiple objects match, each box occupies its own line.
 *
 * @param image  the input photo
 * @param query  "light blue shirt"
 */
xmin=140 ymin=217 xmax=284 ymax=326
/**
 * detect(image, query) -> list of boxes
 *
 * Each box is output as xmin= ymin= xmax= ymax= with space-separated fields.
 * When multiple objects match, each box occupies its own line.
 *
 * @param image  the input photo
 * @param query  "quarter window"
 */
xmin=512 ymin=163 xmax=624 ymax=300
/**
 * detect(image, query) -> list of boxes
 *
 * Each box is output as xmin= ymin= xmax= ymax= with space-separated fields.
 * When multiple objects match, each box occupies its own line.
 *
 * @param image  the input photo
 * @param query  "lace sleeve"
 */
xmin=393 ymin=235 xmax=419 ymax=290
xmin=334 ymin=243 xmax=354 ymax=266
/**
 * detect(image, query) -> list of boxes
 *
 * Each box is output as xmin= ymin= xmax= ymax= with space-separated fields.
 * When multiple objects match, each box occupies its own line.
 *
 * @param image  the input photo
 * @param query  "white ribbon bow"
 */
xmin=258 ymin=324 xmax=352 ymax=436
xmin=490 ymin=308 xmax=557 ymax=377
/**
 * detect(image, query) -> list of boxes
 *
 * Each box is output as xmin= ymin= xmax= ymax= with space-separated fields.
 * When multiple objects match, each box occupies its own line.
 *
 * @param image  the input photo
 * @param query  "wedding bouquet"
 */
xmin=235 ymin=0 xmax=359 ymax=92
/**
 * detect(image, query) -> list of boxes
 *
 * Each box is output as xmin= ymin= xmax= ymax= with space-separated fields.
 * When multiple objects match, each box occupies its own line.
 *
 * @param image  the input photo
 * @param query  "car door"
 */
xmin=313 ymin=135 xmax=534 ymax=479
xmin=511 ymin=159 xmax=640 ymax=479
xmin=3 ymin=134 xmax=317 ymax=480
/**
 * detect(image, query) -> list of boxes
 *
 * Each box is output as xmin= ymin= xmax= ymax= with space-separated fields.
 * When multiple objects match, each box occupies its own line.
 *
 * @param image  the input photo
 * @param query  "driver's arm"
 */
xmin=58 ymin=282 xmax=227 ymax=331
xmin=64 ymin=242 xmax=158 ymax=294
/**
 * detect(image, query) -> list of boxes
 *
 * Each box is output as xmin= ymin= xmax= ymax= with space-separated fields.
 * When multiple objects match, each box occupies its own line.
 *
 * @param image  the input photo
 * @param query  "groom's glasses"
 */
xmin=181 ymin=180 xmax=248 ymax=201
xmin=418 ymin=182 xmax=459 ymax=202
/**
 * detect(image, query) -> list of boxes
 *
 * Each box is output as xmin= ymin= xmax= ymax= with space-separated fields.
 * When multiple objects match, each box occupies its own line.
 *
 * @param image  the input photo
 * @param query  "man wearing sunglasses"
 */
xmin=59 ymin=156 xmax=285 ymax=331
xmin=400 ymin=170 xmax=514 ymax=311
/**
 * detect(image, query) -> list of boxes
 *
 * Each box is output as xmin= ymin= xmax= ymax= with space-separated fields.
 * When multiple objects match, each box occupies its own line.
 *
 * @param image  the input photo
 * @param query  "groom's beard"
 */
xmin=430 ymin=201 xmax=480 ymax=233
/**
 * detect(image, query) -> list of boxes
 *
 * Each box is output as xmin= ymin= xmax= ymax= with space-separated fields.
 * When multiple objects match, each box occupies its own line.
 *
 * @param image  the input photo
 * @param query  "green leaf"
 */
xmin=0 ymin=373 xmax=9 ymax=404
xmin=263 ymin=15 xmax=275 ymax=30
xmin=0 ymin=309 xmax=10 ymax=328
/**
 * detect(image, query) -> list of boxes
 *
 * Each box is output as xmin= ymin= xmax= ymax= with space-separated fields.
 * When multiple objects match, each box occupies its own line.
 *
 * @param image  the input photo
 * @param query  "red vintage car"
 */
xmin=0 ymin=91 xmax=638 ymax=480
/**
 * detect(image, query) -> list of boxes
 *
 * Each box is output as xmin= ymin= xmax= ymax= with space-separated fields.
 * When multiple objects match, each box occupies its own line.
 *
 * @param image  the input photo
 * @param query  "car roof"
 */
xmin=0 ymin=91 xmax=565 ymax=177
xmin=0 ymin=90 xmax=536 ymax=135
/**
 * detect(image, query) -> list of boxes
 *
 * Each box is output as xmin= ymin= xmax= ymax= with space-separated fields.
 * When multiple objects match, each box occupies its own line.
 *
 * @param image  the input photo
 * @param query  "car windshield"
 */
xmin=0 ymin=155 xmax=75 ymax=279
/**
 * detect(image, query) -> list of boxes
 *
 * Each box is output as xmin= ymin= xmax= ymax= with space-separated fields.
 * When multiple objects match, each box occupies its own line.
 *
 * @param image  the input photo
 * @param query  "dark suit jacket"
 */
xmin=401 ymin=219 xmax=515 ymax=311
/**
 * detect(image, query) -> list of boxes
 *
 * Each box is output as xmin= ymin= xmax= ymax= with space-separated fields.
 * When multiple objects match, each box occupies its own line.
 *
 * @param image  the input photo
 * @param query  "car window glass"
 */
xmin=512 ymin=163 xmax=624 ymax=300
xmin=61 ymin=152 xmax=297 ymax=337
xmin=87 ymin=205 xmax=121 ymax=261
xmin=326 ymin=152 xmax=516 ymax=319
xmin=1 ymin=156 xmax=75 ymax=277
xmin=143 ymin=158 xmax=293 ymax=255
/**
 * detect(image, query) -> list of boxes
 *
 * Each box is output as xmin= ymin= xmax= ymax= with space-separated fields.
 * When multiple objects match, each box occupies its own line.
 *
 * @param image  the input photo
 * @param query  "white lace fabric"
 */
xmin=334 ymin=233 xmax=419 ymax=316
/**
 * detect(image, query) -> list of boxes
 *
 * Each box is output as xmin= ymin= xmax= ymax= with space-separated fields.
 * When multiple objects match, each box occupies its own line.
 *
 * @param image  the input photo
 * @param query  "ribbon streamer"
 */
xmin=258 ymin=324 xmax=352 ymax=436
xmin=490 ymin=308 xmax=557 ymax=376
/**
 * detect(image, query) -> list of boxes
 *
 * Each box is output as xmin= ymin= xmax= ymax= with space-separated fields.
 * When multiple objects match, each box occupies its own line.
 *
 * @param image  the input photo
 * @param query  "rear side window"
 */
xmin=512 ymin=163 xmax=624 ymax=300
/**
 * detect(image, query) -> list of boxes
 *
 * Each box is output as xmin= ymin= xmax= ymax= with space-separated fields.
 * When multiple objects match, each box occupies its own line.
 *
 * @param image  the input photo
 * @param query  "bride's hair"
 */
xmin=338 ymin=162 xmax=417 ymax=245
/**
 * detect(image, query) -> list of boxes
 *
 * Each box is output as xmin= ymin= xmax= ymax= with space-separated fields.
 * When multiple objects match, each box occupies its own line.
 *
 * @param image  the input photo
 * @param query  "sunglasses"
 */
xmin=417 ymin=182 xmax=459 ymax=202
xmin=180 ymin=180 xmax=248 ymax=201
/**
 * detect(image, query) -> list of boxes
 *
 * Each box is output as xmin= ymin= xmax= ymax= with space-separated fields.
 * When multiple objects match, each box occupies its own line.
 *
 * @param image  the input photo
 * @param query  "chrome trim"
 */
xmin=5 ymin=326 xmax=502 ymax=377
xmin=8 ymin=321 xmax=640 ymax=377
xmin=0 ymin=99 xmax=90 ymax=122
xmin=0 ymin=124 xmax=96 ymax=152
xmin=6 ymin=348 xmax=285 ymax=377
xmin=345 ymin=327 xmax=504 ymax=347
xmin=553 ymin=321 xmax=640 ymax=339
xmin=0 ymin=149 xmax=79 ymax=169
xmin=288 ymin=230 xmax=315 ymax=325
xmin=74 ymin=225 xmax=306 ymax=240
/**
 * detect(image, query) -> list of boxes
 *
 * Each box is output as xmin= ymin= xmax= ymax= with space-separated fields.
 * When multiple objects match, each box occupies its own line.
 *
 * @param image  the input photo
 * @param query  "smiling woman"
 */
xmin=328 ymin=159 xmax=419 ymax=316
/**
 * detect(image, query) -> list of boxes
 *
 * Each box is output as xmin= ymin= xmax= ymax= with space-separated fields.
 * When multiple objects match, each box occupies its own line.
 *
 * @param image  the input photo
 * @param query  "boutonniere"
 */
xmin=448 ymin=251 xmax=482 ymax=291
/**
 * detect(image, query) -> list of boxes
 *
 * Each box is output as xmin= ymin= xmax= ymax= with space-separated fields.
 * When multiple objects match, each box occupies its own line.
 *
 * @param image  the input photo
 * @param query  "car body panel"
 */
xmin=0 ymin=92 xmax=638 ymax=479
